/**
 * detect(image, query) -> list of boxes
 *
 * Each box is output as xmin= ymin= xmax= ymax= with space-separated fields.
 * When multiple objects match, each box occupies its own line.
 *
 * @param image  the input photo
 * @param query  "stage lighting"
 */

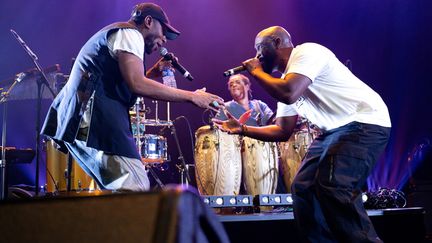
xmin=254 ymin=194 xmax=293 ymax=206
xmin=362 ymin=192 xmax=368 ymax=203
xmin=202 ymin=195 xmax=253 ymax=208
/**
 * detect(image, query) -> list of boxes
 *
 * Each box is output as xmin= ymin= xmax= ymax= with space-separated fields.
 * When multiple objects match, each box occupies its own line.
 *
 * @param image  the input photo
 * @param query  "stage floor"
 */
xmin=219 ymin=206 xmax=425 ymax=221
xmin=0 ymin=189 xmax=429 ymax=242
xmin=220 ymin=207 xmax=427 ymax=243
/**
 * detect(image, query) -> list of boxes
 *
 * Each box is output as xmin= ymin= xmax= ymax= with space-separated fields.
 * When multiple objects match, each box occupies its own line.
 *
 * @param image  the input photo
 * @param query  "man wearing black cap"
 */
xmin=41 ymin=3 xmax=223 ymax=191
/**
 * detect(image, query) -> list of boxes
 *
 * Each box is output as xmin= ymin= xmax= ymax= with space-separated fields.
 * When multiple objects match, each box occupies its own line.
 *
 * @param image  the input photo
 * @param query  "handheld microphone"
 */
xmin=159 ymin=48 xmax=194 ymax=81
xmin=223 ymin=65 xmax=246 ymax=77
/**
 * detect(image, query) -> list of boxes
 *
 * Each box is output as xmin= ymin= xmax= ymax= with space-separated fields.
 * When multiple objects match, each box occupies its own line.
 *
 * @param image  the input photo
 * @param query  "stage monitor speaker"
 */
xmin=0 ymin=187 xmax=229 ymax=243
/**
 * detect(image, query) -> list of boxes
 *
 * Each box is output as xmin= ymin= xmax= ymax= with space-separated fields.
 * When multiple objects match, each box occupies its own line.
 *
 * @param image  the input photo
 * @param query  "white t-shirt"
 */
xmin=107 ymin=28 xmax=144 ymax=60
xmin=276 ymin=43 xmax=391 ymax=131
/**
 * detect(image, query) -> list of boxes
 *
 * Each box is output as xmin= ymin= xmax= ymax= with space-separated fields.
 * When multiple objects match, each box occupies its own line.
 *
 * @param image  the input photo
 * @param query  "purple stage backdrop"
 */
xmin=0 ymin=0 xmax=431 ymax=191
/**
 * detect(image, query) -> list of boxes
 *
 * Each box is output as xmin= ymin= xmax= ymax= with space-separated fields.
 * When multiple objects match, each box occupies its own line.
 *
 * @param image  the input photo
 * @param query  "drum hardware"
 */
xmin=146 ymin=165 xmax=165 ymax=189
xmin=202 ymin=136 xmax=211 ymax=150
xmin=66 ymin=153 xmax=73 ymax=192
xmin=179 ymin=164 xmax=194 ymax=186
xmin=130 ymin=71 xmax=193 ymax=187
xmin=77 ymin=180 xmax=83 ymax=191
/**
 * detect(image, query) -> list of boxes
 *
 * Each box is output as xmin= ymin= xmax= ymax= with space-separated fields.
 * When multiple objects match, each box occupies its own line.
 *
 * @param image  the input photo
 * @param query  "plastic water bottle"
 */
xmin=162 ymin=67 xmax=177 ymax=88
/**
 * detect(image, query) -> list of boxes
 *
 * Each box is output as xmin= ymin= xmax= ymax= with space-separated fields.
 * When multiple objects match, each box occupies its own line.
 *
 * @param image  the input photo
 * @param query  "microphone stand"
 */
xmin=10 ymin=29 xmax=56 ymax=196
xmin=169 ymin=121 xmax=192 ymax=185
xmin=0 ymin=74 xmax=25 ymax=200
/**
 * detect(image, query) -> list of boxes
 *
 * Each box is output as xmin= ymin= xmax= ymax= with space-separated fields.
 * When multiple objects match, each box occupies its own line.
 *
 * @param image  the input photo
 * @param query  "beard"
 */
xmin=261 ymin=61 xmax=275 ymax=74
xmin=261 ymin=58 xmax=277 ymax=74
xmin=144 ymin=35 xmax=158 ymax=54
xmin=259 ymin=50 xmax=277 ymax=74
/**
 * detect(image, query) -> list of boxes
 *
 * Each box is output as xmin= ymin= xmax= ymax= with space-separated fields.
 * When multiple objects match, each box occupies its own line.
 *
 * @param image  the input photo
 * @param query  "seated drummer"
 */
xmin=213 ymin=74 xmax=290 ymax=194
xmin=214 ymin=74 xmax=274 ymax=126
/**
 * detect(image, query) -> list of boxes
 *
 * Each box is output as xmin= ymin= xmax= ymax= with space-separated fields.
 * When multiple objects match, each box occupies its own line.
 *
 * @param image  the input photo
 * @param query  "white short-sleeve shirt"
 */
xmin=276 ymin=43 xmax=391 ymax=131
xmin=107 ymin=28 xmax=144 ymax=60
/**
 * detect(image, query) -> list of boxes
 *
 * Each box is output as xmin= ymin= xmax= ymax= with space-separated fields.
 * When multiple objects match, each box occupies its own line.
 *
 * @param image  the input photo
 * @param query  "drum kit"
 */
xmin=194 ymin=116 xmax=320 ymax=197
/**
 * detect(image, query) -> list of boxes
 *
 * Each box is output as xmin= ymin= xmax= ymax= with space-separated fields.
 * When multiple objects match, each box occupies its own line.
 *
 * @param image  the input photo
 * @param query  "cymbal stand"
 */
xmin=0 ymin=74 xmax=24 ymax=200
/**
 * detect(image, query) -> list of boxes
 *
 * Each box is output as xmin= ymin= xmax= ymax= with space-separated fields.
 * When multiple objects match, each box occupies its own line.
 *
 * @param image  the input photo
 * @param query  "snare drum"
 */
xmin=241 ymin=137 xmax=279 ymax=196
xmin=194 ymin=126 xmax=242 ymax=196
xmin=141 ymin=134 xmax=168 ymax=163
xmin=45 ymin=139 xmax=95 ymax=192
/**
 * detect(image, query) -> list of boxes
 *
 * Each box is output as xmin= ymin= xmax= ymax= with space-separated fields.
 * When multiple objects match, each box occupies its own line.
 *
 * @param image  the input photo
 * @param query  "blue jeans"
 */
xmin=292 ymin=122 xmax=390 ymax=243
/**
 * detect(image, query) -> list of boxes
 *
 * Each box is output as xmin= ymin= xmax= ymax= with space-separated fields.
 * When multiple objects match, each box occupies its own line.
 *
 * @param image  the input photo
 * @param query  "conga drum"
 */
xmin=279 ymin=129 xmax=317 ymax=192
xmin=241 ymin=137 xmax=279 ymax=196
xmin=194 ymin=126 xmax=242 ymax=196
xmin=46 ymin=139 xmax=96 ymax=192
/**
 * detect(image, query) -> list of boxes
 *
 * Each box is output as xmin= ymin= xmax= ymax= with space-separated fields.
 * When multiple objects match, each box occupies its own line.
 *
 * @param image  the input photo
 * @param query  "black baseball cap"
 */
xmin=131 ymin=3 xmax=180 ymax=40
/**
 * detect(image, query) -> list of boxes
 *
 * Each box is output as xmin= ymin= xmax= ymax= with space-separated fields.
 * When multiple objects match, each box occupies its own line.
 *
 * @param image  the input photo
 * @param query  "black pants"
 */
xmin=292 ymin=122 xmax=391 ymax=243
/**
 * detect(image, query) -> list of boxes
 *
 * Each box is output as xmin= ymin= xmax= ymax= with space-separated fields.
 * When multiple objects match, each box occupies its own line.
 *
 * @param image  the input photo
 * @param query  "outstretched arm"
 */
xmin=118 ymin=51 xmax=223 ymax=112
xmin=213 ymin=110 xmax=297 ymax=142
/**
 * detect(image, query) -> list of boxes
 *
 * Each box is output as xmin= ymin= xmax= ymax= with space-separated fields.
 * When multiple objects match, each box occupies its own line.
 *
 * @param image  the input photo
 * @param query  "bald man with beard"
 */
xmin=214 ymin=26 xmax=391 ymax=242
